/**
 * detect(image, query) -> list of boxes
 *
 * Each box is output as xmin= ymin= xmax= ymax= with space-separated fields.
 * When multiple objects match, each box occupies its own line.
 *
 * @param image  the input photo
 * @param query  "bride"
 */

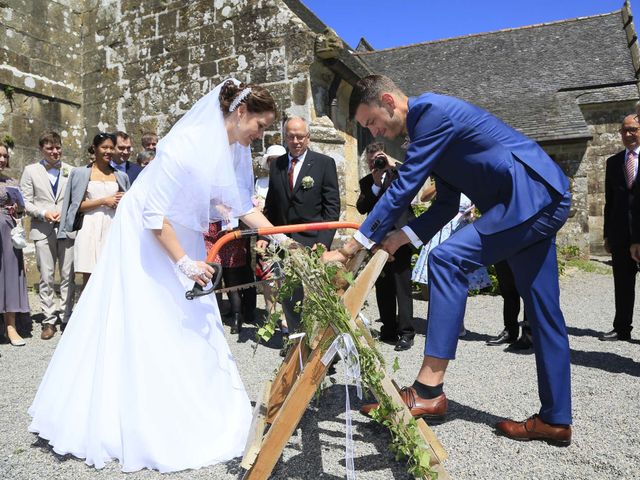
xmin=28 ymin=79 xmax=280 ymax=473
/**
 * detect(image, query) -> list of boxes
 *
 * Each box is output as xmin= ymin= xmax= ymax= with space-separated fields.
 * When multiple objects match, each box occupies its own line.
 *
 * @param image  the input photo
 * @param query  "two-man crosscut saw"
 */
xmin=185 ymin=221 xmax=361 ymax=300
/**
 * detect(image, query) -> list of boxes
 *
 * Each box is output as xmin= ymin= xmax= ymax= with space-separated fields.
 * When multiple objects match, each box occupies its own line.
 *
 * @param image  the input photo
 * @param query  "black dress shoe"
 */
xmin=394 ymin=335 xmax=414 ymax=351
xmin=378 ymin=331 xmax=399 ymax=345
xmin=506 ymin=332 xmax=533 ymax=351
xmin=599 ymin=330 xmax=631 ymax=341
xmin=486 ymin=329 xmax=518 ymax=346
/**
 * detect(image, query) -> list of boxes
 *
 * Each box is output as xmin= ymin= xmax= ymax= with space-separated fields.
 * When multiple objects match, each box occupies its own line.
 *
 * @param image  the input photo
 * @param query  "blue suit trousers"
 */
xmin=425 ymin=191 xmax=572 ymax=425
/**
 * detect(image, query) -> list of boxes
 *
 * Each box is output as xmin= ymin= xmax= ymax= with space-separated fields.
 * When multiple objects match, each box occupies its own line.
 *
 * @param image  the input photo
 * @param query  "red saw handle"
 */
xmin=205 ymin=221 xmax=360 ymax=263
xmin=185 ymin=221 xmax=360 ymax=300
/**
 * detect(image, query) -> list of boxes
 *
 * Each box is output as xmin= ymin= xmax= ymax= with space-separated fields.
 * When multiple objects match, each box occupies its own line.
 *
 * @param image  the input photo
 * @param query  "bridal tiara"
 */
xmin=229 ymin=88 xmax=252 ymax=112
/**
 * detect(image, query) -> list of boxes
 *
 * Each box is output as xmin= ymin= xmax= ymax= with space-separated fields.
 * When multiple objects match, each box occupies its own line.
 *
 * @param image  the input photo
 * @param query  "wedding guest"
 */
xmin=601 ymin=114 xmax=639 ymax=341
xmin=357 ymin=142 xmax=416 ymax=351
xmin=487 ymin=260 xmax=532 ymax=350
xmin=254 ymin=144 xmax=286 ymax=211
xmin=136 ymin=149 xmax=155 ymax=167
xmin=20 ymin=131 xmax=75 ymax=340
xmin=412 ymin=192 xmax=492 ymax=293
xmin=141 ymin=132 xmax=158 ymax=152
xmin=58 ymin=133 xmax=130 ymax=286
xmin=204 ymin=220 xmax=256 ymax=335
xmin=327 ymin=75 xmax=573 ymax=446
xmin=112 ymin=131 xmax=143 ymax=183
xmin=0 ymin=142 xmax=29 ymax=346
xmin=260 ymin=117 xmax=340 ymax=348
xmin=254 ymin=144 xmax=286 ymax=318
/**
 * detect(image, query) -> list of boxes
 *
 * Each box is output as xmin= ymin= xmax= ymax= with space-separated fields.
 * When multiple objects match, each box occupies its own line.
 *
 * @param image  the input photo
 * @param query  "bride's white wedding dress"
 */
xmin=28 ymin=80 xmax=256 ymax=473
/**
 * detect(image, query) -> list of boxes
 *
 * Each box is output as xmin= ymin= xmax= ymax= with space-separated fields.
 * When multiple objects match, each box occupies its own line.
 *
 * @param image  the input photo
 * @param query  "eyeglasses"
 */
xmin=286 ymin=134 xmax=309 ymax=141
xmin=0 ymin=154 xmax=9 ymax=158
xmin=621 ymin=127 xmax=639 ymax=134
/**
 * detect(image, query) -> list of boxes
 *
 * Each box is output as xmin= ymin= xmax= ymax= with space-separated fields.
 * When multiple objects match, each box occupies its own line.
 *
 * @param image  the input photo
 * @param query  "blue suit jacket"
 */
xmin=359 ymin=93 xmax=570 ymax=244
xmin=124 ymin=161 xmax=143 ymax=184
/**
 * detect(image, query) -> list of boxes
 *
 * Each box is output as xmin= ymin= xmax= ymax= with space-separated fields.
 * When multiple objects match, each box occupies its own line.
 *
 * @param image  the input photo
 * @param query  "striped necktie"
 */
xmin=625 ymin=150 xmax=637 ymax=189
xmin=288 ymin=157 xmax=298 ymax=191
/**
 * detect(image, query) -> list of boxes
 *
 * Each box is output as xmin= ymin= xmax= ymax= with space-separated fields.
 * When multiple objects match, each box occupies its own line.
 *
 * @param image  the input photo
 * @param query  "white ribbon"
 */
xmin=321 ymin=333 xmax=362 ymax=480
xmin=358 ymin=312 xmax=371 ymax=330
xmin=289 ymin=332 xmax=306 ymax=372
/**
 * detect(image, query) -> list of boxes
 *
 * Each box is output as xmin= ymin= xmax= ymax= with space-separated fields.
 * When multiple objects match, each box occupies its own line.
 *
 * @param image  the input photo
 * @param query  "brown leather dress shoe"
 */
xmin=41 ymin=324 xmax=57 ymax=340
xmin=360 ymin=387 xmax=447 ymax=421
xmin=496 ymin=414 xmax=571 ymax=446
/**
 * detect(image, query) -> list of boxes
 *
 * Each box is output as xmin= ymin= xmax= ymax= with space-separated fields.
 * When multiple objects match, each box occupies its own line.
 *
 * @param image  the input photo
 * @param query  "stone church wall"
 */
xmin=0 ymin=0 xmax=84 ymax=174
xmin=80 ymin=0 xmax=323 ymax=151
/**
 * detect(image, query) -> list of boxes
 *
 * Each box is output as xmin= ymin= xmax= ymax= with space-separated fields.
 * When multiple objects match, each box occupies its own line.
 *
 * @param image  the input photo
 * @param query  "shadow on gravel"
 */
xmin=269 ymin=384 xmax=413 ymax=479
xmin=566 ymin=326 xmax=601 ymax=338
xmin=570 ymin=348 xmax=640 ymax=376
xmin=30 ymin=436 xmax=79 ymax=465
xmin=457 ymin=329 xmax=492 ymax=343
xmin=446 ymin=399 xmax=504 ymax=427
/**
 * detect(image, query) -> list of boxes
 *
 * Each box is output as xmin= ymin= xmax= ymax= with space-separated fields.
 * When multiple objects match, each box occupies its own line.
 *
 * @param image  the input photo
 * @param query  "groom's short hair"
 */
xmin=349 ymin=75 xmax=401 ymax=119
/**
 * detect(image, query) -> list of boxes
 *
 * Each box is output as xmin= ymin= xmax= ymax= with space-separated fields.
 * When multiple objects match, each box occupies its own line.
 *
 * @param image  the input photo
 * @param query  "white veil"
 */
xmin=139 ymin=78 xmax=255 ymax=232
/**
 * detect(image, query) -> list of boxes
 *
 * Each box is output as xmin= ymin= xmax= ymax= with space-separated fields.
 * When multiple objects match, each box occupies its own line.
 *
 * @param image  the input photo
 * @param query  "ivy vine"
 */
xmin=256 ymin=244 xmax=438 ymax=479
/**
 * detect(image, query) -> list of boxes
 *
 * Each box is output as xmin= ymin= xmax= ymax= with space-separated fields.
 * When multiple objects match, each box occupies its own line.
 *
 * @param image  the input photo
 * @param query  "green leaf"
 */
xmin=392 ymin=356 xmax=400 ymax=373
xmin=342 ymin=271 xmax=355 ymax=285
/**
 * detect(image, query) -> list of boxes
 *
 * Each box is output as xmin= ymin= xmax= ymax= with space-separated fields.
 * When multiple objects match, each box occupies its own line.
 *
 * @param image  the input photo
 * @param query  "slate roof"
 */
xmin=354 ymin=11 xmax=639 ymax=142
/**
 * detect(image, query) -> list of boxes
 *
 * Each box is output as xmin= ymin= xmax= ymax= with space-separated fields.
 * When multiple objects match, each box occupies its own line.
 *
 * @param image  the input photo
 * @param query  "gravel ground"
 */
xmin=1 ymin=259 xmax=639 ymax=480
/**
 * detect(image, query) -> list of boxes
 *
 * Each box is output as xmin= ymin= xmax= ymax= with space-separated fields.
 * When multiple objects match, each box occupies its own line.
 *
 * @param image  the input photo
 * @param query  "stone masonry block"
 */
xmin=140 ymin=15 xmax=157 ymax=39
xmin=199 ymin=61 xmax=218 ymax=78
xmin=216 ymin=56 xmax=238 ymax=77
xmin=158 ymin=9 xmax=177 ymax=37
xmin=203 ymin=41 xmax=235 ymax=62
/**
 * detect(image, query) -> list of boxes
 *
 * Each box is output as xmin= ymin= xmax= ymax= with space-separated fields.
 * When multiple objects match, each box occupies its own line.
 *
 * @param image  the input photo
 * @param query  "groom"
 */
xmin=324 ymin=75 xmax=573 ymax=446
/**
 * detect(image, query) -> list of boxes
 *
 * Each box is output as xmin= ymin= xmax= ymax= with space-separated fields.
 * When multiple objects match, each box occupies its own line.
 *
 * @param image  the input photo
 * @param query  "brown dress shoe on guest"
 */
xmin=41 ymin=324 xmax=57 ymax=340
xmin=360 ymin=387 xmax=447 ymax=421
xmin=496 ymin=414 xmax=571 ymax=446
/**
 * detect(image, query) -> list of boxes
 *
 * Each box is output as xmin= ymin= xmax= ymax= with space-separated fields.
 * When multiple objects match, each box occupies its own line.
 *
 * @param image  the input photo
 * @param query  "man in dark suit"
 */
xmin=325 ymin=75 xmax=573 ymax=446
xmin=263 ymin=117 xmax=340 ymax=336
xmin=357 ymin=142 xmax=415 ymax=351
xmin=112 ymin=131 xmax=143 ymax=184
xmin=602 ymin=114 xmax=640 ymax=341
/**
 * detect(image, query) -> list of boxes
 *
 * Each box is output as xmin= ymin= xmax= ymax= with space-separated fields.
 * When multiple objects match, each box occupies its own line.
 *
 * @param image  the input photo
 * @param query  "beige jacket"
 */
xmin=20 ymin=161 xmax=73 ymax=241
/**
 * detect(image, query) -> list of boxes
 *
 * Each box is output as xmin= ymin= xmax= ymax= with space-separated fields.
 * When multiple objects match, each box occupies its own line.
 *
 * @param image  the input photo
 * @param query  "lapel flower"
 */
xmin=301 ymin=175 xmax=314 ymax=190
xmin=62 ymin=167 xmax=70 ymax=177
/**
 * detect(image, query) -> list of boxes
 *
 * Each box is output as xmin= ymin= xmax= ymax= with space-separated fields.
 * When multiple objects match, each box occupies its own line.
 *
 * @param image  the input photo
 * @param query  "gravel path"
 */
xmin=1 ymin=260 xmax=639 ymax=480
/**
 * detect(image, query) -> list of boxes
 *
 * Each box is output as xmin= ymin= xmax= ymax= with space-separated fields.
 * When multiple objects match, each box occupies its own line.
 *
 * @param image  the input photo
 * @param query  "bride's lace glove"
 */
xmin=268 ymin=233 xmax=302 ymax=250
xmin=176 ymin=255 xmax=214 ymax=286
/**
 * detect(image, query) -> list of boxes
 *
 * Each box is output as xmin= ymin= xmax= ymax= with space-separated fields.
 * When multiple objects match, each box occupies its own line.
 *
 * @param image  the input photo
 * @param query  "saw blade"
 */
xmin=214 ymin=277 xmax=282 ymax=294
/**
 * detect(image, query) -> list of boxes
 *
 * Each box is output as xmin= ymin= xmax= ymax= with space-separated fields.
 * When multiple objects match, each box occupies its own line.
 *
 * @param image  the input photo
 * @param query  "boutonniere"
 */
xmin=62 ymin=167 xmax=70 ymax=177
xmin=301 ymin=176 xmax=314 ymax=190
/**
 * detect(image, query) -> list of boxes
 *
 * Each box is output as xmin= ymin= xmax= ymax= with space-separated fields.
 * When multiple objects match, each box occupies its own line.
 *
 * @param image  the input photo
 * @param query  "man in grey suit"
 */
xmin=20 ymin=131 xmax=75 ymax=340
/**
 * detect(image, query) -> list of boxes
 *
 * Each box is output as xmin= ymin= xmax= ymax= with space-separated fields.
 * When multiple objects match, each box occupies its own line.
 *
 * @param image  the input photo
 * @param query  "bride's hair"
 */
xmin=219 ymin=80 xmax=276 ymax=116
